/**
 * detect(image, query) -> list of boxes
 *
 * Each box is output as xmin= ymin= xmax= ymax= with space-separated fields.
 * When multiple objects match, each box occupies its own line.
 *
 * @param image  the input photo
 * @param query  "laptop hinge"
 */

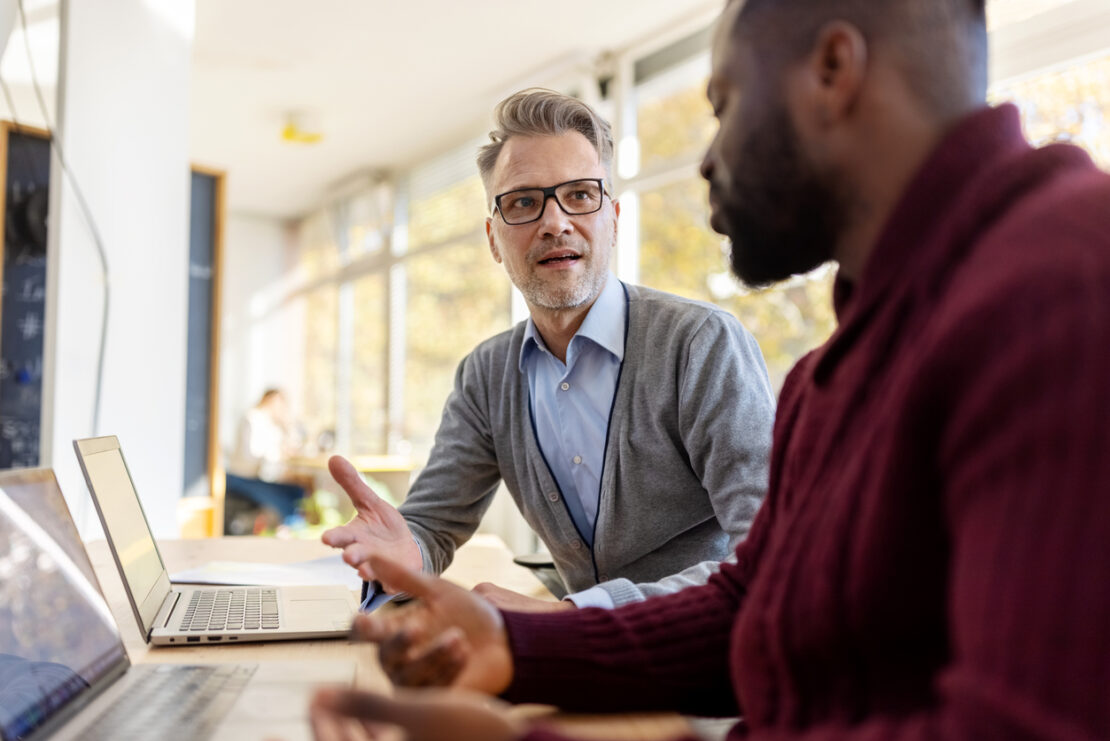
xmin=154 ymin=590 xmax=181 ymax=631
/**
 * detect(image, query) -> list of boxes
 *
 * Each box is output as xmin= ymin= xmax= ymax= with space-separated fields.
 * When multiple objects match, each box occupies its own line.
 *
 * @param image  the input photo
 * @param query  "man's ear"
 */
xmin=802 ymin=20 xmax=868 ymax=127
xmin=486 ymin=218 xmax=502 ymax=263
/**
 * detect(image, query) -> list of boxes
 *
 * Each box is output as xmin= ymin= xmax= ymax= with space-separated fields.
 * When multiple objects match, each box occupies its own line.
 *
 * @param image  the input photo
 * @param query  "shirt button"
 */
xmin=572 ymin=455 xmax=582 ymax=465
xmin=560 ymin=382 xmax=570 ymax=391
xmin=547 ymin=491 xmax=559 ymax=502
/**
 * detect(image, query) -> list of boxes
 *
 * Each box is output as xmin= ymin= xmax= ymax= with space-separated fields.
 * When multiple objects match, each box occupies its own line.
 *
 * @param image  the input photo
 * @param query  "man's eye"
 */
xmin=568 ymin=190 xmax=590 ymax=201
xmin=512 ymin=196 xmax=536 ymax=209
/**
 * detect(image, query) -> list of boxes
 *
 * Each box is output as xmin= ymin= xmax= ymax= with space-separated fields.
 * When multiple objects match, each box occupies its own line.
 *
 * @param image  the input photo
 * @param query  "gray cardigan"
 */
xmin=399 ymin=282 xmax=775 ymax=606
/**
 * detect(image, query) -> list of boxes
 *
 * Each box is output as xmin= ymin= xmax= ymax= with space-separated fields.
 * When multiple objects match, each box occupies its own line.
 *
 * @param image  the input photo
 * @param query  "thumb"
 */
xmin=312 ymin=687 xmax=397 ymax=723
xmin=369 ymin=553 xmax=445 ymax=601
xmin=328 ymin=455 xmax=387 ymax=511
xmin=312 ymin=688 xmax=437 ymax=728
xmin=312 ymin=687 xmax=515 ymax=739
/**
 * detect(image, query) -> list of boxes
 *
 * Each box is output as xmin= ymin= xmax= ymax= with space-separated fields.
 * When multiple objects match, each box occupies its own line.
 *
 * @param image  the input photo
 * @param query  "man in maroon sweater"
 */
xmin=310 ymin=0 xmax=1110 ymax=739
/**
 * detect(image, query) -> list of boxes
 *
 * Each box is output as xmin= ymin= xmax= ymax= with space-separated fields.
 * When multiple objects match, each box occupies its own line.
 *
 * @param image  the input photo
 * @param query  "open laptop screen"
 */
xmin=76 ymin=446 xmax=166 ymax=620
xmin=0 ymin=469 xmax=128 ymax=740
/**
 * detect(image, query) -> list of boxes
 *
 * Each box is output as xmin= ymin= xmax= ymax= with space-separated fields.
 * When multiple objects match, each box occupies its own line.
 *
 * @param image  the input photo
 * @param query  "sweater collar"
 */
xmin=814 ymin=105 xmax=1032 ymax=381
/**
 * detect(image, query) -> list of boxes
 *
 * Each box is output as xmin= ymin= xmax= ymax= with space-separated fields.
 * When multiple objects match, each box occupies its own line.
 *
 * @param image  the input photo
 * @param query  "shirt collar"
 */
xmin=519 ymin=274 xmax=625 ymax=371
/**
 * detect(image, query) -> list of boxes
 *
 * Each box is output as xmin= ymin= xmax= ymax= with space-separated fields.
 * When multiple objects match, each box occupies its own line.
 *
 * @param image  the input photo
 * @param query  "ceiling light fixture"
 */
xmin=281 ymin=111 xmax=323 ymax=144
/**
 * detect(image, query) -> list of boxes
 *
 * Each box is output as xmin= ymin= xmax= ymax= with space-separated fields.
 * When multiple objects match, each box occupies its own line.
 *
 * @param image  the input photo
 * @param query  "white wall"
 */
xmin=218 ymin=213 xmax=304 ymax=457
xmin=41 ymin=0 xmax=195 ymax=537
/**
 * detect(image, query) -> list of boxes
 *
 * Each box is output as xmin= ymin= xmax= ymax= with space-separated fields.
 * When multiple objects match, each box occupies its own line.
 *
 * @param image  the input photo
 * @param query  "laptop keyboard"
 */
xmin=83 ymin=664 xmax=257 ymax=741
xmin=181 ymin=588 xmax=281 ymax=631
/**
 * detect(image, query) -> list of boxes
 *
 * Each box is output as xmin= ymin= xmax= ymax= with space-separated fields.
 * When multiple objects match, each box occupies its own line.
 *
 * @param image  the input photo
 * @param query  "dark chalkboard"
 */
xmin=0 ymin=125 xmax=51 ymax=470
xmin=182 ymin=168 xmax=223 ymax=500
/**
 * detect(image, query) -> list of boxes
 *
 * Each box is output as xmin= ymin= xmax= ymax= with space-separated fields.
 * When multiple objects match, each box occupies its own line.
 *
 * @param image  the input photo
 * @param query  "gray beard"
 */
xmin=518 ymin=262 xmax=607 ymax=311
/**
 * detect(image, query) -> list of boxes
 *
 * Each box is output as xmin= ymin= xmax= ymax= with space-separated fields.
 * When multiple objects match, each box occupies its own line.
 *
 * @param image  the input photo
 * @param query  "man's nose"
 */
xmin=699 ymin=151 xmax=715 ymax=182
xmin=536 ymin=194 xmax=573 ymax=236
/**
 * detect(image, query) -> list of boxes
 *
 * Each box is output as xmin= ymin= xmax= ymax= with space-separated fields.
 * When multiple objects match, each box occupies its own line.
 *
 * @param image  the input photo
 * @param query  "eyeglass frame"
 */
xmin=491 ymin=178 xmax=611 ymax=225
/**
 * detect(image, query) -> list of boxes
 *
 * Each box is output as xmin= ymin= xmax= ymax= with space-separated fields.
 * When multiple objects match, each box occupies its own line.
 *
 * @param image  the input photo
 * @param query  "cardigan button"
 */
xmin=600 ymin=573 xmax=610 ymax=581
xmin=547 ymin=491 xmax=559 ymax=502
xmin=570 ymin=540 xmax=582 ymax=550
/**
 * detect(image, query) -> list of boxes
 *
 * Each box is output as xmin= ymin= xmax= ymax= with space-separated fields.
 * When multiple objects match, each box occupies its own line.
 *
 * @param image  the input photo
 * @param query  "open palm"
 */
xmin=321 ymin=456 xmax=423 ymax=581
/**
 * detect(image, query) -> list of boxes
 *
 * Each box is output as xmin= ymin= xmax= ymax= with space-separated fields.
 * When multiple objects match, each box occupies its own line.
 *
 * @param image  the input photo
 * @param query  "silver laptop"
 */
xmin=0 ymin=468 xmax=354 ymax=741
xmin=73 ymin=435 xmax=357 ymax=646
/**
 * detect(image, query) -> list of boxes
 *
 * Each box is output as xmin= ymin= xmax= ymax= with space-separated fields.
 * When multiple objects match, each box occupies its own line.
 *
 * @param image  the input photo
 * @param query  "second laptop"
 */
xmin=74 ymin=435 xmax=358 ymax=646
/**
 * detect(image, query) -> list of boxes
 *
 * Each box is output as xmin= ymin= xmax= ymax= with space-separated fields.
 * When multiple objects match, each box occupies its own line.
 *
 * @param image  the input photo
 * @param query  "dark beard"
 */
xmin=723 ymin=107 xmax=842 ymax=288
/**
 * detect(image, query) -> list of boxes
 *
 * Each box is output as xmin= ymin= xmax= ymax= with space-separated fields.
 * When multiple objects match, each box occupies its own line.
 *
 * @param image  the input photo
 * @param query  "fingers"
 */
xmin=312 ymin=687 xmax=407 ymax=726
xmin=312 ymin=686 xmax=518 ymax=741
xmin=311 ymin=689 xmax=379 ymax=741
xmin=381 ymin=627 xmax=468 ymax=688
xmin=351 ymin=609 xmax=467 ymax=688
xmin=351 ymin=613 xmax=409 ymax=644
xmin=321 ymin=522 xmax=359 ymax=548
xmin=328 ymin=455 xmax=388 ymax=513
xmin=369 ymin=553 xmax=444 ymax=600
xmin=310 ymin=688 xmax=378 ymax=741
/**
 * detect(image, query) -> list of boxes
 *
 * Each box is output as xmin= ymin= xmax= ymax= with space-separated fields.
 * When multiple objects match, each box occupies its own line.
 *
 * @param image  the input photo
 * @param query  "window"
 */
xmin=346 ymin=184 xmax=391 ymax=260
xmin=987 ymin=0 xmax=1076 ymax=30
xmin=404 ymin=236 xmax=511 ymax=460
xmin=350 ymin=272 xmax=388 ymax=454
xmin=300 ymin=285 xmax=338 ymax=447
xmin=636 ymin=52 xmax=715 ymax=172
xmin=990 ymin=53 xmax=1110 ymax=168
xmin=283 ymin=0 xmax=1108 ymax=467
xmin=403 ymin=168 xmax=511 ymax=461
xmin=629 ymin=29 xmax=836 ymax=394
xmin=291 ymin=148 xmax=512 ymax=463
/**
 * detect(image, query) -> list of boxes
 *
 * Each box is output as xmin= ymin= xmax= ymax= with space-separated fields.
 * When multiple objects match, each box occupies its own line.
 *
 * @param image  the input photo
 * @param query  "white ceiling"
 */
xmin=190 ymin=0 xmax=722 ymax=220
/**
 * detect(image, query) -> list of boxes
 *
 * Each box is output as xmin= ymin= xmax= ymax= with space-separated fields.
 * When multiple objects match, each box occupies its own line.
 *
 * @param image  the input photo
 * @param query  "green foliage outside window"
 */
xmin=990 ymin=54 xmax=1110 ymax=169
xmin=351 ymin=273 xmax=388 ymax=454
xmin=635 ymin=66 xmax=837 ymax=395
xmin=638 ymin=177 xmax=837 ymax=394
xmin=404 ymin=175 xmax=512 ymax=460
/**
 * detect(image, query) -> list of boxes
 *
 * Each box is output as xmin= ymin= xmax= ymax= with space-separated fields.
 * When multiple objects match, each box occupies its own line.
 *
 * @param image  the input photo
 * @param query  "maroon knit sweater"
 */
xmin=500 ymin=105 xmax=1110 ymax=741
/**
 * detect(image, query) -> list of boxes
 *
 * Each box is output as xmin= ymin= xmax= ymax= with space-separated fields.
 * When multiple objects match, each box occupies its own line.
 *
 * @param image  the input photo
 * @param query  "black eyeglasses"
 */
xmin=492 ymin=178 xmax=609 ymax=225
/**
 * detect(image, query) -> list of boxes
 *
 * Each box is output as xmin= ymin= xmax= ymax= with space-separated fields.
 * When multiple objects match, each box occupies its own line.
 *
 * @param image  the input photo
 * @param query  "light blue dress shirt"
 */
xmin=363 ymin=276 xmax=628 ymax=612
xmin=519 ymin=275 xmax=626 ymax=608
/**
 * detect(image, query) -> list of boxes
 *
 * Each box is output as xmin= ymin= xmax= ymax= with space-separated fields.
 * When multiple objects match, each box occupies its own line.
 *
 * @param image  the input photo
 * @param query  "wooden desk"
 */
xmin=86 ymin=535 xmax=698 ymax=740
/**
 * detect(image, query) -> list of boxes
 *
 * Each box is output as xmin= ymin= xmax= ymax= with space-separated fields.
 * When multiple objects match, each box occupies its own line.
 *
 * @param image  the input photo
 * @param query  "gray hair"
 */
xmin=477 ymin=88 xmax=614 ymax=206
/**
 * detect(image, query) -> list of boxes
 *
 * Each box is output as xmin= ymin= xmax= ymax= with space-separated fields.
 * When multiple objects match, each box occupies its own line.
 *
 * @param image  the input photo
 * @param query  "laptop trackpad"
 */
xmin=287 ymin=599 xmax=352 ymax=630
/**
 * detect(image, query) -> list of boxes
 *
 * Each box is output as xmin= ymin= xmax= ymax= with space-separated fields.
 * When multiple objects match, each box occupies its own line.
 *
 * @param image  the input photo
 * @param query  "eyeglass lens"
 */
xmin=499 ymin=180 xmax=603 ymax=224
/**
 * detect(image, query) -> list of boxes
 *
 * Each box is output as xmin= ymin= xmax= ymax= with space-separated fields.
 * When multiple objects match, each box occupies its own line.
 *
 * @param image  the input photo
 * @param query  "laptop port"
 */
xmin=186 ymin=636 xmax=200 ymax=643
xmin=207 ymin=636 xmax=222 ymax=642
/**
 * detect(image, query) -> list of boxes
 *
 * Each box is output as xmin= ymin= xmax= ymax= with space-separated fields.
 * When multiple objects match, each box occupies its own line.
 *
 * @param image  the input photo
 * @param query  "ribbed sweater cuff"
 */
xmin=499 ymin=594 xmax=738 ymax=716
xmin=502 ymin=609 xmax=605 ymax=706
xmin=519 ymin=728 xmax=700 ymax=741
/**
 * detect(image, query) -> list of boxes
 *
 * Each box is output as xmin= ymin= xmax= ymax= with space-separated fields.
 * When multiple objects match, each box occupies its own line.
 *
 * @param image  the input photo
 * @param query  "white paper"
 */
xmin=170 ymin=554 xmax=364 ymax=590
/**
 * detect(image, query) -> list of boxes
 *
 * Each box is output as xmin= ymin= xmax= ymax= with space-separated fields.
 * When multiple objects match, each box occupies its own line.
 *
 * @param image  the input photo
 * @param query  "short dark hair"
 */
xmin=731 ymin=0 xmax=988 ymax=115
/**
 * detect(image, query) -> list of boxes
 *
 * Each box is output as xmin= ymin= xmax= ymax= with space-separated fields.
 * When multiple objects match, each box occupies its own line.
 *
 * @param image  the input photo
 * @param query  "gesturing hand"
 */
xmin=321 ymin=456 xmax=423 ymax=581
xmin=472 ymin=583 xmax=575 ymax=613
xmin=352 ymin=554 xmax=514 ymax=694
xmin=311 ymin=687 xmax=522 ymax=741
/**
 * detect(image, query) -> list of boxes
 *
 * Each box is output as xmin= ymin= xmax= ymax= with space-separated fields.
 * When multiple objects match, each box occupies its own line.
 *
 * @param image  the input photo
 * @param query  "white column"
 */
xmin=43 ymin=0 xmax=196 ymax=537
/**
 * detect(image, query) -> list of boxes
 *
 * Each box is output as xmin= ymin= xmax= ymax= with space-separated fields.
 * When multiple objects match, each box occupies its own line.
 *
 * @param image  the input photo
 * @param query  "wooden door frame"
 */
xmin=190 ymin=164 xmax=226 ymax=534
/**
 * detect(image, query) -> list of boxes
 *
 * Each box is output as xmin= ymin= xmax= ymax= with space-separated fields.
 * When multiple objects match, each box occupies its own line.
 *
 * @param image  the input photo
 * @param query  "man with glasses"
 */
xmin=313 ymin=0 xmax=1110 ymax=738
xmin=323 ymin=88 xmax=776 ymax=611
